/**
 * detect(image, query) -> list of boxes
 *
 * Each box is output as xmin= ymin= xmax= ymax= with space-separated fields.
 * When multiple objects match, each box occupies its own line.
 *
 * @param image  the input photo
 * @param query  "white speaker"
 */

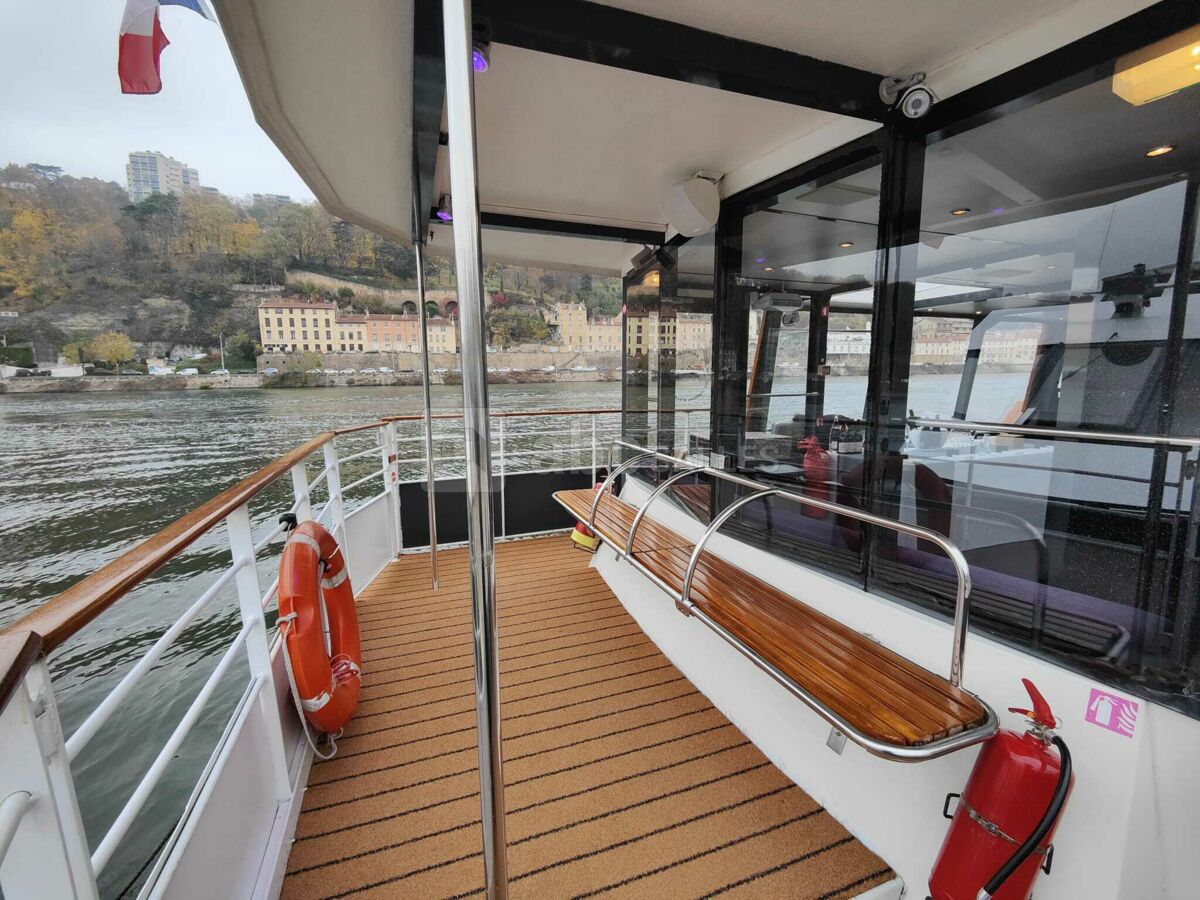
xmin=660 ymin=176 xmax=720 ymax=237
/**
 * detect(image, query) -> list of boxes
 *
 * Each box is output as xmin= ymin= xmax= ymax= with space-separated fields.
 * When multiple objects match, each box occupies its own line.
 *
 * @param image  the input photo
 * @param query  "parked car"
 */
xmin=262 ymin=367 xmax=280 ymax=375
xmin=360 ymin=367 xmax=378 ymax=374
xmin=212 ymin=368 xmax=230 ymax=376
xmin=305 ymin=368 xmax=323 ymax=375
xmin=339 ymin=368 xmax=356 ymax=375
xmin=322 ymin=368 xmax=339 ymax=375
xmin=378 ymin=366 xmax=394 ymax=374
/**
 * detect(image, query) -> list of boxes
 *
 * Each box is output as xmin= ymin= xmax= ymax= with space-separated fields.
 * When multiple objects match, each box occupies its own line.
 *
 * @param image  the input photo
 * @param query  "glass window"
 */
xmin=882 ymin=36 xmax=1200 ymax=711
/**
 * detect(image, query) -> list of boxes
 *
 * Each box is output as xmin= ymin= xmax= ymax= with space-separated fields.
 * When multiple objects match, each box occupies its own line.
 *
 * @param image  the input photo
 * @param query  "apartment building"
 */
xmin=676 ymin=312 xmax=712 ymax=353
xmin=551 ymin=302 xmax=621 ymax=353
xmin=126 ymin=151 xmax=201 ymax=203
xmin=258 ymin=300 xmax=457 ymax=355
xmin=625 ymin=310 xmax=677 ymax=356
xmin=258 ymin=300 xmax=339 ymax=353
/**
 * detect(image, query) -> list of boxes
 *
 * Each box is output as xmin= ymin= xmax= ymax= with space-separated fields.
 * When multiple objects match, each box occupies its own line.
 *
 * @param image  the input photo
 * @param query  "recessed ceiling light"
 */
xmin=838 ymin=241 xmax=854 ymax=248
xmin=950 ymin=208 xmax=970 ymax=216
xmin=1145 ymin=145 xmax=1175 ymax=157
xmin=1193 ymin=45 xmax=1200 ymax=56
xmin=1047 ymin=265 xmax=1057 ymax=270
xmin=764 ymin=267 xmax=775 ymax=272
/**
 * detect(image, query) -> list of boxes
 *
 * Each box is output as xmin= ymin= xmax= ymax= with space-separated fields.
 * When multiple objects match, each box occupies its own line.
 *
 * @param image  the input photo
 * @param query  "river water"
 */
xmin=0 ymin=372 xmax=1016 ymax=896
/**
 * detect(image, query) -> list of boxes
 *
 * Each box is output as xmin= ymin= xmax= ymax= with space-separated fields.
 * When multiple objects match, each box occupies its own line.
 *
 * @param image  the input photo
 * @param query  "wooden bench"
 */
xmin=554 ymin=487 xmax=993 ymax=757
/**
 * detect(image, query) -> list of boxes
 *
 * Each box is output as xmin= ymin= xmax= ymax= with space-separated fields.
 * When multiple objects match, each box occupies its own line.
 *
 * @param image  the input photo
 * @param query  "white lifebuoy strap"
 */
xmin=288 ymin=532 xmax=323 ymax=555
xmin=321 ymin=567 xmax=349 ymax=589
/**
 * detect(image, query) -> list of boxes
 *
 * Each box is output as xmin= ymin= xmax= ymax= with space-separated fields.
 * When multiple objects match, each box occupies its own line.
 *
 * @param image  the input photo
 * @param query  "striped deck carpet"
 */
xmin=281 ymin=535 xmax=893 ymax=899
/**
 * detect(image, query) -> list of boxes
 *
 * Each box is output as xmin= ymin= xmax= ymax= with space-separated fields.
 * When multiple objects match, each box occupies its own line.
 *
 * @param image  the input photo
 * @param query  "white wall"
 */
xmin=593 ymin=479 xmax=1199 ymax=899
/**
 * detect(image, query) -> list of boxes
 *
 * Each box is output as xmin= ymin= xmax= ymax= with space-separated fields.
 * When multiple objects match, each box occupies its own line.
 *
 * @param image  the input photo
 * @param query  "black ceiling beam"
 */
xmin=411 ymin=0 xmax=445 ymax=239
xmin=473 ymin=0 xmax=890 ymax=122
xmin=479 ymin=211 xmax=664 ymax=246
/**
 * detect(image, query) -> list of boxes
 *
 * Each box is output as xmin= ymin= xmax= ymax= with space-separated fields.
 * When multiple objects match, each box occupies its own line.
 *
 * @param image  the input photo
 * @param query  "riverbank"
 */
xmin=0 ymin=367 xmax=622 ymax=393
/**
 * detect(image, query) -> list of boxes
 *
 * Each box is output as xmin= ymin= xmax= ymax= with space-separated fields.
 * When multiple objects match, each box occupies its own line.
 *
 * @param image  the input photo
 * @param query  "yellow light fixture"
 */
xmin=839 ymin=241 xmax=854 ymax=248
xmin=1145 ymin=145 xmax=1175 ymax=158
xmin=1113 ymin=26 xmax=1200 ymax=105
xmin=641 ymin=270 xmax=660 ymax=288
xmin=950 ymin=208 xmax=970 ymax=217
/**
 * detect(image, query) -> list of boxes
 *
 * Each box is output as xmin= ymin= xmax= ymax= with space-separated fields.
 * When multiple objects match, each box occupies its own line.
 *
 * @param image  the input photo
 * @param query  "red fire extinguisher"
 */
xmin=797 ymin=436 xmax=831 ymax=519
xmin=929 ymin=679 xmax=1074 ymax=900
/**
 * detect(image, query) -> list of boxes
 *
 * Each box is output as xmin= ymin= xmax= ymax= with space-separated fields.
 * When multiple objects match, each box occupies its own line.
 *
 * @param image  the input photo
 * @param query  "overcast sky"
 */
xmin=0 ymin=1 xmax=315 ymax=200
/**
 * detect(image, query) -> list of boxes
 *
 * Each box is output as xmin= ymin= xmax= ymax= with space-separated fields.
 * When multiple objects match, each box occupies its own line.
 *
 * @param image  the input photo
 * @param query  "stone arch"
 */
xmin=444 ymin=300 xmax=459 ymax=319
xmin=401 ymin=300 xmax=418 ymax=315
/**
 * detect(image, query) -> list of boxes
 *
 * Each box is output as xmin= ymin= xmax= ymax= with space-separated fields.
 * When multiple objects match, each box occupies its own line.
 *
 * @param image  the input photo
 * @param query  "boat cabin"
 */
xmin=2 ymin=1 xmax=1198 ymax=899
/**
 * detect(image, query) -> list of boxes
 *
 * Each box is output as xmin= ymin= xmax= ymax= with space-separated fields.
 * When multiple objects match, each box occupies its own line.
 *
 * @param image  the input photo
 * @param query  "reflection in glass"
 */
xmin=888 ymin=56 xmax=1199 ymax=712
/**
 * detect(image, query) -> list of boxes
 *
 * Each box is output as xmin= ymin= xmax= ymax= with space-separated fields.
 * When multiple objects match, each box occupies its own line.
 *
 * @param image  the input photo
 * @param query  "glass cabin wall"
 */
xmin=872 ymin=31 xmax=1200 ymax=713
xmin=701 ymin=22 xmax=1200 ymax=715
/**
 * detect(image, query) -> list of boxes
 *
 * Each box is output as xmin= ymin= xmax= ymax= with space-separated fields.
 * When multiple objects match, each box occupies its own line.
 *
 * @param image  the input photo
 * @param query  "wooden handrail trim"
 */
xmin=1 ymin=432 xmax=335 ymax=654
xmin=333 ymin=420 xmax=389 ymax=436
xmin=1 ymin=630 xmax=42 ymax=712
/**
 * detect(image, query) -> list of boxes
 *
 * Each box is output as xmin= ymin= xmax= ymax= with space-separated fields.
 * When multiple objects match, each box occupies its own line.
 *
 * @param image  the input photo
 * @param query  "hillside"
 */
xmin=0 ymin=163 xmax=623 ymax=363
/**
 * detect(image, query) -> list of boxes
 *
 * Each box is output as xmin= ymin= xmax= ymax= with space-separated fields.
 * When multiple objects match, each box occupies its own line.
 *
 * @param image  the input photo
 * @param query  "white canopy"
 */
xmin=214 ymin=0 xmax=1159 ymax=264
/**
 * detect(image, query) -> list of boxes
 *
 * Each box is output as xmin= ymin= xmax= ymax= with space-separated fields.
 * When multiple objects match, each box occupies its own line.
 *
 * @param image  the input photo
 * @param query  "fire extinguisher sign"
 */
xmin=1084 ymin=687 xmax=1138 ymax=737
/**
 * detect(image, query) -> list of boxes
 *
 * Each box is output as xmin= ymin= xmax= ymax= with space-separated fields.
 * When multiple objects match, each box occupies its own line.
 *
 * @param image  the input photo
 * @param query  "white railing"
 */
xmin=0 ymin=408 xmax=705 ymax=896
xmin=0 ymin=420 xmax=403 ymax=898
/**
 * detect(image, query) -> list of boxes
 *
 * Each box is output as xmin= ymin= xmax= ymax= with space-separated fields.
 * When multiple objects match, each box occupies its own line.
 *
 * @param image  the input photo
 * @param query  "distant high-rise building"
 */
xmin=125 ymin=151 xmax=202 ymax=203
xmin=251 ymin=193 xmax=293 ymax=208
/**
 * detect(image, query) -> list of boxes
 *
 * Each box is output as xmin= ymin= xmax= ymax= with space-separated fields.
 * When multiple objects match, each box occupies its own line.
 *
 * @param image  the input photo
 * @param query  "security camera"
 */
xmin=879 ymin=72 xmax=937 ymax=119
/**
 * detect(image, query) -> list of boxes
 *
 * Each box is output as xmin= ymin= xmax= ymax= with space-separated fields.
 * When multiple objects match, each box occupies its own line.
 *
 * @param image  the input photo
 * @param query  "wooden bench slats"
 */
xmin=555 ymin=488 xmax=988 ymax=748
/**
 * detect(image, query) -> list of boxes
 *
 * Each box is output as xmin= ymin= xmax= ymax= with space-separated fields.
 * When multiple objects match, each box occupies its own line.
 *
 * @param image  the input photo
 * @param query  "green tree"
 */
xmin=88 ymin=331 xmax=136 ymax=373
xmin=60 ymin=340 xmax=85 ymax=364
xmin=294 ymin=350 xmax=323 ymax=372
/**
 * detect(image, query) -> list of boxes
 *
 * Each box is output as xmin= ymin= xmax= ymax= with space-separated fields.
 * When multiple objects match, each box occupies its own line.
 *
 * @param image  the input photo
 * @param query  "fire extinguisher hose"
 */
xmin=977 ymin=735 xmax=1072 ymax=900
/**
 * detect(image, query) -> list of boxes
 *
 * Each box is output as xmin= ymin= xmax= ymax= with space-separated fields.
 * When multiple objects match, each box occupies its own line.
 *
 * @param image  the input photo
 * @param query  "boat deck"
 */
xmin=282 ymin=535 xmax=893 ymax=899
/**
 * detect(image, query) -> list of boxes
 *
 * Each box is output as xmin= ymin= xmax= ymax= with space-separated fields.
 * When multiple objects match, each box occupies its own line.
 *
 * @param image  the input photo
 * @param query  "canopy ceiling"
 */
xmin=215 ymin=0 xmax=1163 ymax=269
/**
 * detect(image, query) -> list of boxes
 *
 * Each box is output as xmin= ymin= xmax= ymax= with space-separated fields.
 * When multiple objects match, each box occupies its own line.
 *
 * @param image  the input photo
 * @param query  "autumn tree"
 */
xmin=88 ymin=331 xmax=136 ymax=373
xmin=0 ymin=205 xmax=69 ymax=305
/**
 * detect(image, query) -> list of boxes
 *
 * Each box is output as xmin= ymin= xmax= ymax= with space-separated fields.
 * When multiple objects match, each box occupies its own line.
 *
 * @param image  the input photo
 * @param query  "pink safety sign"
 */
xmin=1084 ymin=688 xmax=1138 ymax=737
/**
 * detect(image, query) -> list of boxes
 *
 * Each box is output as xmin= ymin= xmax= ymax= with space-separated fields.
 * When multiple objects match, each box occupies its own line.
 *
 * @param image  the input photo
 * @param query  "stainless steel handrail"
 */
xmin=624 ymin=467 xmax=705 ymax=560
xmin=591 ymin=446 xmax=701 ymax=532
xmin=679 ymin=488 xmax=781 ymax=614
xmin=909 ymin=417 xmax=1200 ymax=451
xmin=604 ymin=440 xmax=974 ymax=687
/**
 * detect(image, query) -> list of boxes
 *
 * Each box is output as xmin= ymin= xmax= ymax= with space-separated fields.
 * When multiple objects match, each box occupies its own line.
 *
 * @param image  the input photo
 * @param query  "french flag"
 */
xmin=119 ymin=0 xmax=215 ymax=95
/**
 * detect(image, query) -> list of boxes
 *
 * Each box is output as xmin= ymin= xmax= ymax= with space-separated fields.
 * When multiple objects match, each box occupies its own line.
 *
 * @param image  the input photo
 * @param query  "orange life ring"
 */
xmin=278 ymin=521 xmax=361 ymax=733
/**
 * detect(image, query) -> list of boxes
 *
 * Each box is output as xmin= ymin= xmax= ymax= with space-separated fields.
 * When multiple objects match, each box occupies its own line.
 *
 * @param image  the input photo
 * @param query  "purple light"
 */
xmin=755 ymin=256 xmax=766 ymax=264
xmin=472 ymin=48 xmax=489 ymax=72
xmin=436 ymin=209 xmax=453 ymax=222
xmin=992 ymin=207 xmax=1005 ymax=214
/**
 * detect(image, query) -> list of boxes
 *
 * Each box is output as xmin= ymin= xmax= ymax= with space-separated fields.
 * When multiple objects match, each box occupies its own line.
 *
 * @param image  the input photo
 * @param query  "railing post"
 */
xmin=382 ymin=423 xmax=402 ymax=554
xmin=0 ymin=661 xmax=98 ymax=899
xmin=323 ymin=440 xmax=351 ymax=576
xmin=498 ymin=418 xmax=507 ymax=538
xmin=225 ymin=504 xmax=292 ymax=801
xmin=290 ymin=461 xmax=312 ymax=523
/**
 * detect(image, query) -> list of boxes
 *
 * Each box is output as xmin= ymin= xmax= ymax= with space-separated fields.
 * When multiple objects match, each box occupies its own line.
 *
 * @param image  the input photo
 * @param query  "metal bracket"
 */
xmin=826 ymin=728 xmax=847 ymax=755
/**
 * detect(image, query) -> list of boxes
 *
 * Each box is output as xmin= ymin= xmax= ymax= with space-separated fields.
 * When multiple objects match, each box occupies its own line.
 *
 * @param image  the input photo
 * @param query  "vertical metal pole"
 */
xmin=381 ymin=423 xmax=402 ymax=555
xmin=0 ymin=661 xmax=98 ymax=899
xmin=591 ymin=414 xmax=598 ymax=483
xmin=226 ymin=504 xmax=293 ymax=800
xmin=499 ymin=417 xmax=507 ymax=537
xmin=290 ymin=462 xmax=312 ymax=522
xmin=442 ymin=0 xmax=508 ymax=895
xmin=415 ymin=240 xmax=440 ymax=589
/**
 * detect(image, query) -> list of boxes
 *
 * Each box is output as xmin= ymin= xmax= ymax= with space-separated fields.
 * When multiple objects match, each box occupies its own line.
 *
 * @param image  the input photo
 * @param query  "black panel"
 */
xmin=399 ymin=469 xmax=598 ymax=546
xmin=480 ymin=212 xmax=663 ymax=246
xmin=411 ymin=0 xmax=445 ymax=238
